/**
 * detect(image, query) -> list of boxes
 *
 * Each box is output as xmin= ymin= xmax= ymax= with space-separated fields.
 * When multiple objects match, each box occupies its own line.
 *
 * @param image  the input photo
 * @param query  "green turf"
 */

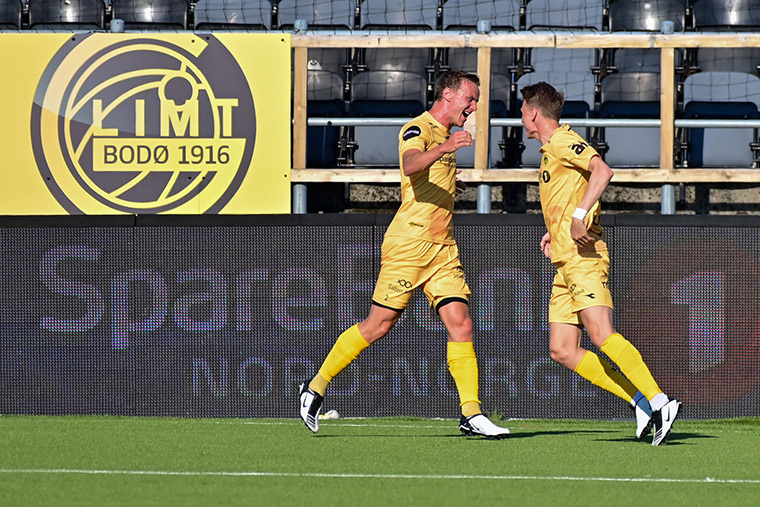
xmin=1 ymin=416 xmax=759 ymax=506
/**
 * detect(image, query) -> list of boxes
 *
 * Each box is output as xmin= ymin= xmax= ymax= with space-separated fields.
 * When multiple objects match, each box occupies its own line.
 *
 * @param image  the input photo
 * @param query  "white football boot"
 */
xmin=651 ymin=399 xmax=682 ymax=446
xmin=298 ymin=383 xmax=324 ymax=433
xmin=459 ymin=414 xmax=510 ymax=440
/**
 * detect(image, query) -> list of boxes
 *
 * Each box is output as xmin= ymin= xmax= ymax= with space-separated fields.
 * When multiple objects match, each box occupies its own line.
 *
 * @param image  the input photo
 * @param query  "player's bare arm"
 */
xmin=571 ymin=155 xmax=614 ymax=247
xmin=401 ymin=131 xmax=473 ymax=176
xmin=540 ymin=231 xmax=552 ymax=259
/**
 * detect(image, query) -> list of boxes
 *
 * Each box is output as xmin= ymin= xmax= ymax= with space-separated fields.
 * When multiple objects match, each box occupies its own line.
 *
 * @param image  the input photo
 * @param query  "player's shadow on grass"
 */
xmin=315 ymin=429 xmax=609 ymax=439
xmin=503 ymin=429 xmax=611 ymax=440
xmin=597 ymin=432 xmax=713 ymax=445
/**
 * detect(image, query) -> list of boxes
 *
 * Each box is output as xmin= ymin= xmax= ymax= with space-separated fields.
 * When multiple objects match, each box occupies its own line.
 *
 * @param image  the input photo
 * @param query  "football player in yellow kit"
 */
xmin=299 ymin=70 xmax=510 ymax=439
xmin=520 ymin=81 xmax=681 ymax=445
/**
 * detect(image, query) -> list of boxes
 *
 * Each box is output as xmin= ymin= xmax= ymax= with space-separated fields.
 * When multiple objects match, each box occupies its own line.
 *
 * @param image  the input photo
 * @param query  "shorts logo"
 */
xmin=402 ymin=126 xmax=421 ymax=141
xmin=397 ymin=279 xmax=413 ymax=289
xmin=31 ymin=34 xmax=256 ymax=213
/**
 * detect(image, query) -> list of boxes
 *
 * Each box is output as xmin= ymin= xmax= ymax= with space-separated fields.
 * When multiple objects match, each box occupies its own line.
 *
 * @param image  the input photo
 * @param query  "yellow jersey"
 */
xmin=538 ymin=124 xmax=607 ymax=263
xmin=384 ymin=111 xmax=457 ymax=244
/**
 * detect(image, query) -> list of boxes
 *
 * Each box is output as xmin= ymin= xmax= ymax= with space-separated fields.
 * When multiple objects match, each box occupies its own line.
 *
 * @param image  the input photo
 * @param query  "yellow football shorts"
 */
xmin=549 ymin=250 xmax=613 ymax=325
xmin=372 ymin=236 xmax=471 ymax=311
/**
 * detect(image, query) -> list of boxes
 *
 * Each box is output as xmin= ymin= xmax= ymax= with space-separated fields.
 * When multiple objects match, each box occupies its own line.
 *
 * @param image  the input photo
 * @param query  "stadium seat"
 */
xmin=613 ymin=47 xmax=666 ymax=74
xmin=193 ymin=0 xmax=271 ymax=30
xmin=691 ymin=0 xmax=760 ymax=30
xmin=446 ymin=47 xmax=513 ymax=74
xmin=441 ymin=0 xmax=519 ymax=31
xmin=682 ymin=71 xmax=760 ymax=168
xmin=0 ymin=0 xmax=23 ymax=29
xmin=29 ymin=0 xmax=106 ymax=30
xmin=111 ymin=0 xmax=190 ymax=30
xmin=599 ymin=72 xmax=661 ymax=167
xmin=306 ymin=47 xmax=350 ymax=76
xmin=349 ymin=70 xmax=426 ymax=166
xmin=360 ymin=0 xmax=437 ymax=30
xmin=526 ymin=0 xmax=603 ymax=31
xmin=277 ymin=0 xmax=354 ymax=30
xmin=364 ymin=48 xmax=429 ymax=75
xmin=519 ymin=68 xmax=594 ymax=166
xmin=609 ymin=0 xmax=685 ymax=32
xmin=696 ymin=48 xmax=760 ymax=76
xmin=306 ymin=70 xmax=344 ymax=167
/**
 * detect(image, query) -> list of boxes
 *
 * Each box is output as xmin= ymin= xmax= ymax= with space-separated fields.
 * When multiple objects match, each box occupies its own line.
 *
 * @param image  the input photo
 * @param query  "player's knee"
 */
xmin=449 ymin=316 xmax=473 ymax=340
xmin=549 ymin=345 xmax=574 ymax=367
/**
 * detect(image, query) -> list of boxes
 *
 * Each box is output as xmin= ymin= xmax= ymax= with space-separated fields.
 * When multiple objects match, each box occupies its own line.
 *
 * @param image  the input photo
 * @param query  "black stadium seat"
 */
xmin=29 ymin=0 xmax=106 ymax=30
xmin=193 ymin=0 xmax=271 ymax=31
xmin=110 ymin=0 xmax=190 ymax=30
xmin=0 ymin=0 xmax=23 ymax=29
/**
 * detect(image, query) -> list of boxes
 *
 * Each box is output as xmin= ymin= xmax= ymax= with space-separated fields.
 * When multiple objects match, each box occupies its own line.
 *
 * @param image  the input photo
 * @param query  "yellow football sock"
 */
xmin=600 ymin=333 xmax=662 ymax=401
xmin=312 ymin=324 xmax=369 ymax=396
xmin=574 ymin=350 xmax=638 ymax=403
xmin=308 ymin=374 xmax=329 ymax=397
xmin=447 ymin=341 xmax=481 ymax=415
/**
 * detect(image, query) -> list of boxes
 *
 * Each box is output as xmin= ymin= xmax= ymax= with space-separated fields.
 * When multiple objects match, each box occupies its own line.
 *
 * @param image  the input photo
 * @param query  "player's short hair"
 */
xmin=520 ymin=82 xmax=565 ymax=121
xmin=434 ymin=70 xmax=480 ymax=101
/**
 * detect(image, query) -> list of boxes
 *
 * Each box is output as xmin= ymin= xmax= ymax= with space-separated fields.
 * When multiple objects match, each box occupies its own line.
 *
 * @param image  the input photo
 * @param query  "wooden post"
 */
xmin=660 ymin=47 xmax=675 ymax=173
xmin=475 ymin=47 xmax=491 ymax=172
xmin=293 ymin=47 xmax=308 ymax=170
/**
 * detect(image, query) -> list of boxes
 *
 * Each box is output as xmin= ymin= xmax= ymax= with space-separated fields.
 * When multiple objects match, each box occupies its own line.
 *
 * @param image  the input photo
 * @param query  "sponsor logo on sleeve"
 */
xmin=402 ymin=126 xmax=421 ymax=141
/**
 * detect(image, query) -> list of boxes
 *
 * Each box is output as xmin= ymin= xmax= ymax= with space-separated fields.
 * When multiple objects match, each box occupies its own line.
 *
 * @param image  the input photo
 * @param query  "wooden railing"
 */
xmin=291 ymin=31 xmax=760 ymax=185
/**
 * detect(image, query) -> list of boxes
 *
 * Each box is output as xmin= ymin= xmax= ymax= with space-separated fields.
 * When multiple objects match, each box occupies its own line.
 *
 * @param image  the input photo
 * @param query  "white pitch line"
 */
xmin=210 ymin=420 xmax=452 ymax=430
xmin=1 ymin=469 xmax=759 ymax=484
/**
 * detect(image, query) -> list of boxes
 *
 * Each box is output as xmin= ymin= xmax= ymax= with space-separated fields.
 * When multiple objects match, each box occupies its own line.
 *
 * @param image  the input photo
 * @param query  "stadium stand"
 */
xmin=608 ymin=0 xmax=685 ymax=31
xmin=349 ymin=70 xmax=426 ymax=166
xmin=0 ymin=0 xmax=23 ymax=29
xmin=599 ymin=72 xmax=662 ymax=167
xmin=364 ymin=47 xmax=429 ymax=75
xmin=360 ymin=0 xmax=437 ymax=30
xmin=441 ymin=0 xmax=519 ymax=31
xmin=682 ymin=71 xmax=760 ymax=168
xmin=519 ymin=48 xmax=596 ymax=165
xmin=690 ymin=0 xmax=760 ymax=30
xmin=277 ymin=0 xmax=355 ymax=30
xmin=193 ymin=0 xmax=272 ymax=30
xmin=110 ymin=0 xmax=190 ymax=30
xmin=306 ymin=70 xmax=345 ymax=167
xmin=29 ymin=0 xmax=106 ymax=30
xmin=526 ymin=0 xmax=603 ymax=31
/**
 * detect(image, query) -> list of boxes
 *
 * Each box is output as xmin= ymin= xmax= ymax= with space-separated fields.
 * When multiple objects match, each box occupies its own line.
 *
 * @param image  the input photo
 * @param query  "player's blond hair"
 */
xmin=520 ymin=82 xmax=565 ymax=121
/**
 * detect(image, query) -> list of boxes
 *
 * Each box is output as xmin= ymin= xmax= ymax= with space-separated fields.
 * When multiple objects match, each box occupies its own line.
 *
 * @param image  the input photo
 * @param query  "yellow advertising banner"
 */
xmin=0 ymin=33 xmax=291 ymax=214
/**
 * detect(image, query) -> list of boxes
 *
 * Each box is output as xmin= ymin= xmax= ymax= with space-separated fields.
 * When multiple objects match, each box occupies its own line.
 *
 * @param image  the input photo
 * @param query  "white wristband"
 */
xmin=572 ymin=207 xmax=588 ymax=220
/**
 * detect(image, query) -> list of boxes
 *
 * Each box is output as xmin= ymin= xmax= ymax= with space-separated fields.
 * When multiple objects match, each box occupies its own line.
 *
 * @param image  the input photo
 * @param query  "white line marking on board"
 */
xmin=1 ymin=469 xmax=759 ymax=484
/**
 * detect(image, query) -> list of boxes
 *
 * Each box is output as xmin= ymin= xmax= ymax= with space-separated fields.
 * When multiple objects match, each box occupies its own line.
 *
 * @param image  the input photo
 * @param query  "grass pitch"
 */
xmin=1 ymin=416 xmax=759 ymax=506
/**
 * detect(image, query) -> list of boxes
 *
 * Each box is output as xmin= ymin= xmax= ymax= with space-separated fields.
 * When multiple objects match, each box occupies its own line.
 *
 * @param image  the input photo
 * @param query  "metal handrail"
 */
xmin=307 ymin=118 xmax=760 ymax=128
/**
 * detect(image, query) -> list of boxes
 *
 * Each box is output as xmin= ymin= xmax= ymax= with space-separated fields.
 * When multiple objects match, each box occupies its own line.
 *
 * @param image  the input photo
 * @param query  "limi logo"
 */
xmin=31 ymin=34 xmax=256 ymax=214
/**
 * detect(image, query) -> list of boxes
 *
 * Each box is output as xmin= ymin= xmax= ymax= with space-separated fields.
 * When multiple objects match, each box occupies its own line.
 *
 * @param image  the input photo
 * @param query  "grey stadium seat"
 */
xmin=349 ymin=70 xmax=427 ymax=166
xmin=599 ymin=72 xmax=662 ymax=167
xmin=277 ymin=0 xmax=354 ymax=30
xmin=609 ymin=0 xmax=685 ymax=32
xmin=527 ymin=0 xmax=603 ymax=30
xmin=194 ymin=0 xmax=271 ymax=30
xmin=0 ymin=0 xmax=23 ymax=29
xmin=360 ymin=0 xmax=437 ymax=30
xmin=110 ymin=0 xmax=190 ymax=29
xmin=29 ymin=0 xmax=106 ymax=30
xmin=442 ymin=0 xmax=519 ymax=31
xmin=691 ymin=0 xmax=760 ymax=30
xmin=683 ymin=71 xmax=760 ymax=168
